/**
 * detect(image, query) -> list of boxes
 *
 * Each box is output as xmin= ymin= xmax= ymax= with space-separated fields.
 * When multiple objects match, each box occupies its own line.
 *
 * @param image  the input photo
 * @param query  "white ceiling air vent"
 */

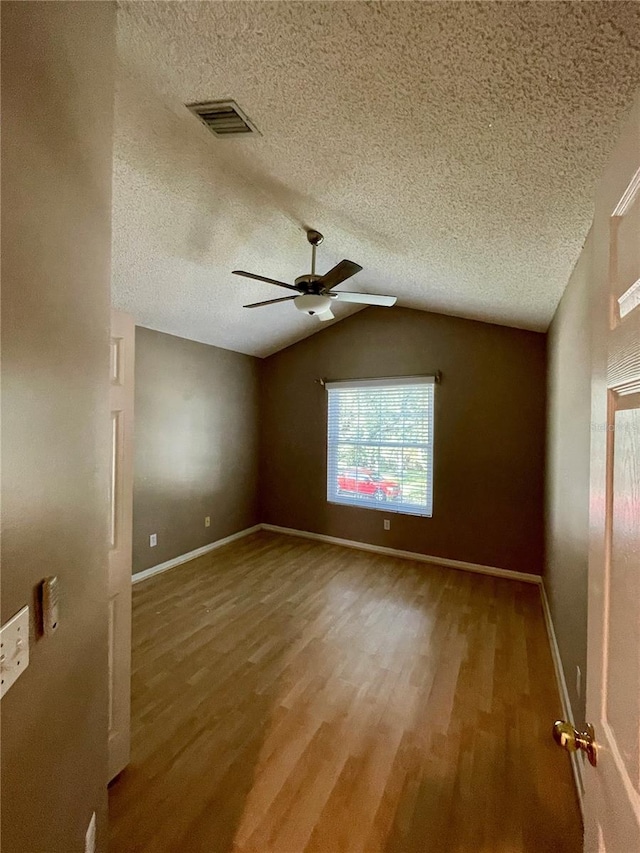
xmin=186 ymin=100 xmax=260 ymax=137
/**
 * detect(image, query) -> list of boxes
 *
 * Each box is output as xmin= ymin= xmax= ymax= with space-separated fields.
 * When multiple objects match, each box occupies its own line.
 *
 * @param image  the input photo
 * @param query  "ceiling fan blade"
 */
xmin=317 ymin=308 xmax=335 ymax=322
xmin=232 ymin=270 xmax=299 ymax=292
xmin=317 ymin=259 xmax=363 ymax=290
xmin=243 ymin=296 xmax=296 ymax=309
xmin=331 ymin=292 xmax=397 ymax=306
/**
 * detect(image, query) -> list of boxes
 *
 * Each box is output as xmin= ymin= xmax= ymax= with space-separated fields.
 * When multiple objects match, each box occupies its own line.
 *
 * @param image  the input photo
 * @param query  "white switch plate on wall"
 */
xmin=149 ymin=533 xmax=157 ymax=547
xmin=205 ymin=516 xmax=211 ymax=528
xmin=0 ymin=606 xmax=29 ymax=699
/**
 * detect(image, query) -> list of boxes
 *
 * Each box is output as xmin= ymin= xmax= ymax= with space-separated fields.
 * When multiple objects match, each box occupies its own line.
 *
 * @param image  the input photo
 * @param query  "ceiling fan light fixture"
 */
xmin=294 ymin=293 xmax=332 ymax=317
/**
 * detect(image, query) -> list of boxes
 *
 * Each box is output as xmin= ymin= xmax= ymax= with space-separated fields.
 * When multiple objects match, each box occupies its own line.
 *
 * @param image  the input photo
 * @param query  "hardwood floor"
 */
xmin=109 ymin=531 xmax=582 ymax=853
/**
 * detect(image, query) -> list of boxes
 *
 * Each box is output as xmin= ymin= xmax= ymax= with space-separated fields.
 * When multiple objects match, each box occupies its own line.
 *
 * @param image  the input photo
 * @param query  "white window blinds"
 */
xmin=326 ymin=376 xmax=435 ymax=517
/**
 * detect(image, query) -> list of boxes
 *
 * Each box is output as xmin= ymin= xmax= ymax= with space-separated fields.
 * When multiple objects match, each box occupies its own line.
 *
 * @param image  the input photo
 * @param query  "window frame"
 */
xmin=325 ymin=375 xmax=435 ymax=518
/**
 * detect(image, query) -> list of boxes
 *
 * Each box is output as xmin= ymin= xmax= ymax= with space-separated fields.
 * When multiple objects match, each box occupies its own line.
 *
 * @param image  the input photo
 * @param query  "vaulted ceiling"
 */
xmin=113 ymin=1 xmax=640 ymax=357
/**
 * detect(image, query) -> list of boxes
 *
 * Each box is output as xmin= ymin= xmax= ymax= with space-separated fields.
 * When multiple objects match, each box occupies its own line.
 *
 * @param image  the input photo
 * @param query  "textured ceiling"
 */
xmin=113 ymin=1 xmax=640 ymax=357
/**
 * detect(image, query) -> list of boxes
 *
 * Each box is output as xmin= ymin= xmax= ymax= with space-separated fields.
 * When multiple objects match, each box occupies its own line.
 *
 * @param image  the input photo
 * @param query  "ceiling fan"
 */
xmin=233 ymin=230 xmax=397 ymax=322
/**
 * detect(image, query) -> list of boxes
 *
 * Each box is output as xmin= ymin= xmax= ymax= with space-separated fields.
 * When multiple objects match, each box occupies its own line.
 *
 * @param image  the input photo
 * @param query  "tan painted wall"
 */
xmin=132 ymin=328 xmax=260 ymax=573
xmin=260 ymin=306 xmax=547 ymax=575
xmin=545 ymin=243 xmax=592 ymax=725
xmin=1 ymin=3 xmax=116 ymax=852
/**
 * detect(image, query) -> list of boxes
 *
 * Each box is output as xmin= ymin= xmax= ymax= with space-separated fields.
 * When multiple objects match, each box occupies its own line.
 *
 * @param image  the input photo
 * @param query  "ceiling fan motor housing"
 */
xmin=294 ymin=274 xmax=323 ymax=293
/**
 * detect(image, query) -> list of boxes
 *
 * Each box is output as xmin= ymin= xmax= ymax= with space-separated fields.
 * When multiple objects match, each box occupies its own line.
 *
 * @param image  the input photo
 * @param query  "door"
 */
xmin=585 ymin=94 xmax=640 ymax=851
xmin=108 ymin=309 xmax=135 ymax=780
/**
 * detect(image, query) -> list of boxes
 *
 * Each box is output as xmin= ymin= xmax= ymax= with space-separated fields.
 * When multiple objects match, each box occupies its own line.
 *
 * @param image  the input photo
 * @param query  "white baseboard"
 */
xmin=260 ymin=523 xmax=541 ymax=585
xmin=133 ymin=522 xmax=542 ymax=587
xmin=132 ymin=524 xmax=262 ymax=585
xmin=540 ymin=581 xmax=585 ymax=816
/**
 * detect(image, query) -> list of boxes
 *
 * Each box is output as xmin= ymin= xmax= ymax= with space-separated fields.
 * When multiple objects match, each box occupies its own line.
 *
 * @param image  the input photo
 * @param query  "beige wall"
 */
xmin=132 ymin=328 xmax=260 ymax=573
xmin=1 ymin=3 xmax=115 ymax=852
xmin=260 ymin=306 xmax=547 ymax=575
xmin=545 ymin=243 xmax=592 ymax=725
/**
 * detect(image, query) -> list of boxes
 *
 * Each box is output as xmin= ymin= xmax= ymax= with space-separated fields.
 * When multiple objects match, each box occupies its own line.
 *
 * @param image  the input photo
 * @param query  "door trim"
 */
xmin=540 ymin=582 xmax=586 ymax=818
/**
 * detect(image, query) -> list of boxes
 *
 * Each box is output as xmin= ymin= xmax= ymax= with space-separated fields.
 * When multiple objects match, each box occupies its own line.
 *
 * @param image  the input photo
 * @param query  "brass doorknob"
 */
xmin=553 ymin=721 xmax=598 ymax=767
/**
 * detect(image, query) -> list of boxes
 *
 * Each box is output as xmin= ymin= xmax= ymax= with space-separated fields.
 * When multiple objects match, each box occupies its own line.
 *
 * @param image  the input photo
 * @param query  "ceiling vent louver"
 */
xmin=186 ymin=100 xmax=260 ymax=137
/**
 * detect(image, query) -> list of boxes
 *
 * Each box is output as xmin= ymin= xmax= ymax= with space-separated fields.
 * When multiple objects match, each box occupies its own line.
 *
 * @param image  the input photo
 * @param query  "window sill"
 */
xmin=327 ymin=497 xmax=432 ymax=518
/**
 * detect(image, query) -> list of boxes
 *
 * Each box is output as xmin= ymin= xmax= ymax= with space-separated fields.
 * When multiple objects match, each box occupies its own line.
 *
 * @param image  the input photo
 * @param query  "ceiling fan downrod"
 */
xmin=306 ymin=229 xmax=324 ymax=277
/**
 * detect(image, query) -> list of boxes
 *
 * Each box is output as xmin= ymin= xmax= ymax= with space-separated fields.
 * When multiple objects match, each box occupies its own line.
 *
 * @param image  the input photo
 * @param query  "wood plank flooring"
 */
xmin=109 ymin=531 xmax=582 ymax=853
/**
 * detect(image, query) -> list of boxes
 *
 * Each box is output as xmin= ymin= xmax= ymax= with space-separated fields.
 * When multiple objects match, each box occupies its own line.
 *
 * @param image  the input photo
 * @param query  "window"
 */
xmin=326 ymin=376 xmax=435 ymax=517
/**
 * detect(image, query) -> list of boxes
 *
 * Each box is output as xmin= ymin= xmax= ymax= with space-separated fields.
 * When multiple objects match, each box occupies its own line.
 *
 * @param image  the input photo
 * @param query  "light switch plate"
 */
xmin=149 ymin=533 xmax=157 ymax=547
xmin=1 ymin=606 xmax=29 ymax=699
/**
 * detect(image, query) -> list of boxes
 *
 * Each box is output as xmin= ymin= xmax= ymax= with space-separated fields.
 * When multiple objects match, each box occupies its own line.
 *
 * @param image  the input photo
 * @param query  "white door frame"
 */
xmin=108 ymin=309 xmax=135 ymax=781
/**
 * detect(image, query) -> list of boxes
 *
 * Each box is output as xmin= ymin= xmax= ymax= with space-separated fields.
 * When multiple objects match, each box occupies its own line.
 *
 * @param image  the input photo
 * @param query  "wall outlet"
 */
xmin=85 ymin=812 xmax=96 ymax=853
xmin=576 ymin=665 xmax=582 ymax=698
xmin=383 ymin=519 xmax=390 ymax=531
xmin=0 ymin=605 xmax=30 ymax=699
xmin=149 ymin=533 xmax=157 ymax=547
xmin=205 ymin=516 xmax=211 ymax=528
